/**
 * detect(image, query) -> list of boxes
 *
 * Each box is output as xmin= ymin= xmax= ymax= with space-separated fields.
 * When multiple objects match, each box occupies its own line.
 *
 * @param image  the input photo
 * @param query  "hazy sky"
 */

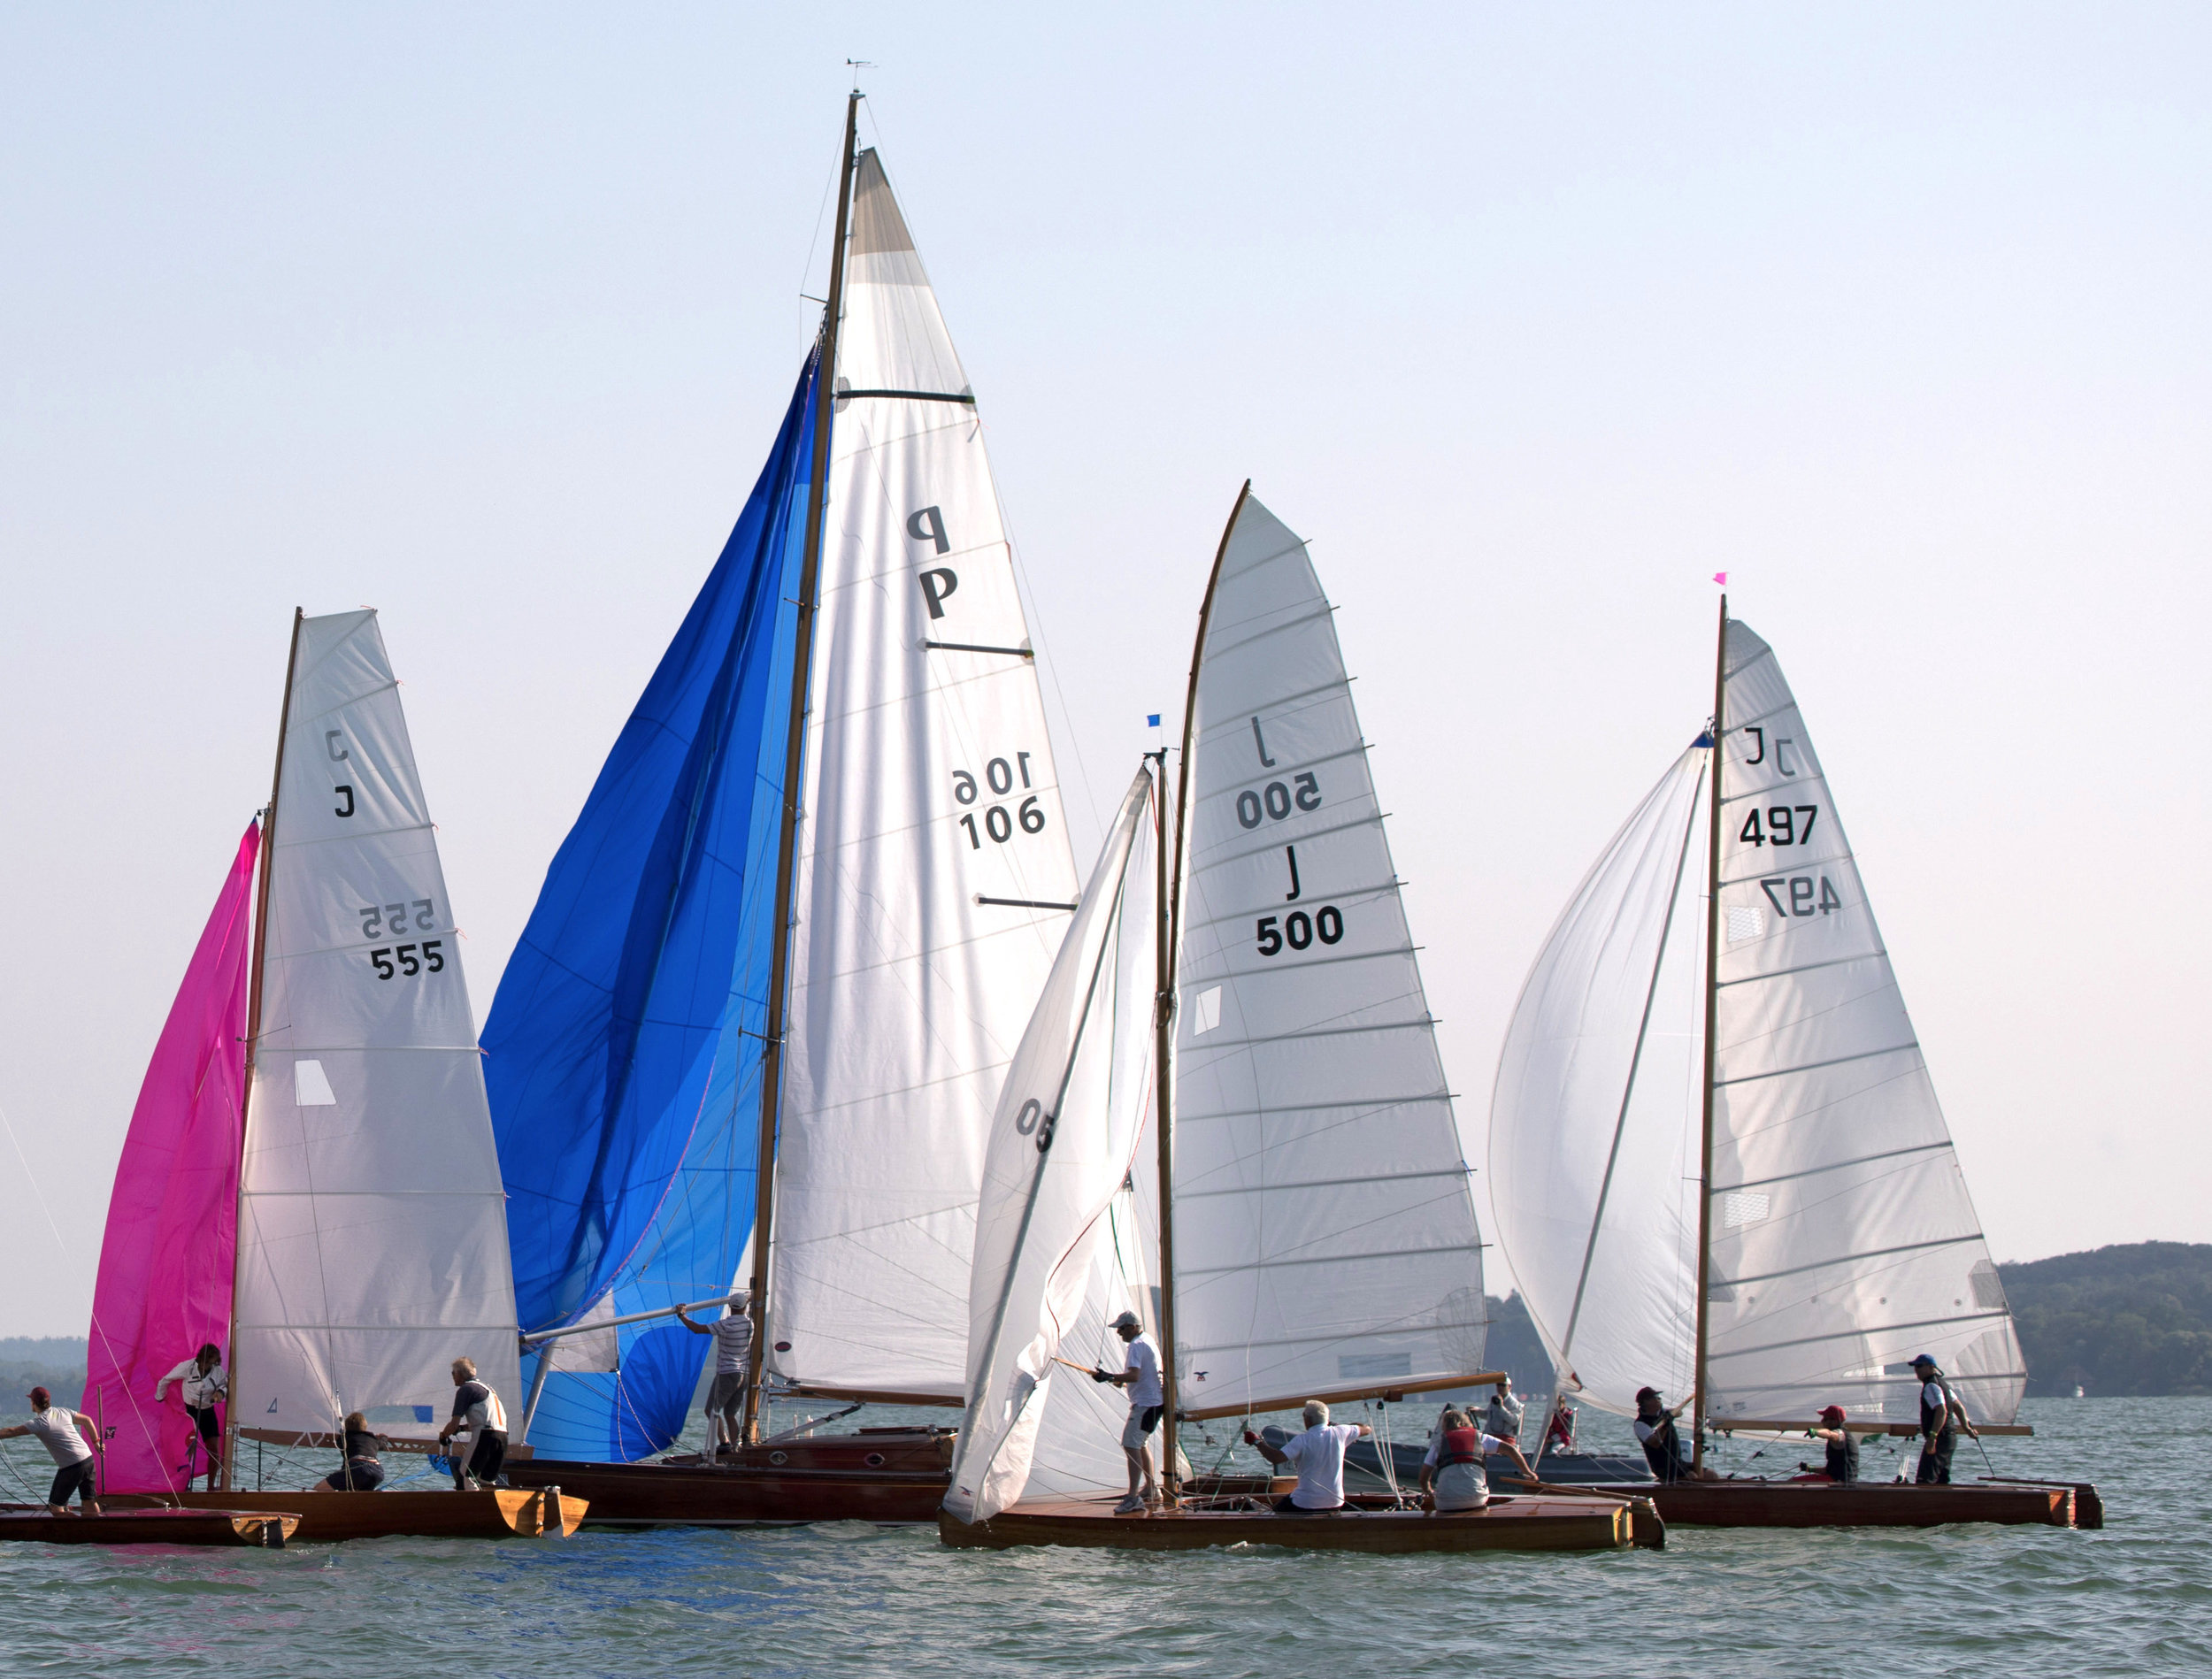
xmin=4 ymin=5 xmax=2207 ymax=1336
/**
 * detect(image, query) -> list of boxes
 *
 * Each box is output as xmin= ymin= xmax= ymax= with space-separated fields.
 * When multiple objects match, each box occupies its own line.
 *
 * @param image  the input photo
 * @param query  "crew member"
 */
xmin=1246 ymin=1400 xmax=1371 ymax=1514
xmin=1910 ymin=1354 xmax=1977 ymax=1485
xmin=317 ymin=1411 xmax=385 ymax=1492
xmin=1541 ymin=1394 xmax=1577 ymax=1457
xmin=1483 ymin=1376 xmax=1525 ymax=1444
xmin=676 ymin=1295 xmax=752 ymax=1457
xmin=153 ymin=1343 xmax=227 ymax=1489
xmin=1800 ymin=1404 xmax=1859 ymax=1484
xmin=0 ymin=1387 xmax=103 ymax=1515
xmin=1092 ymin=1311 xmax=1164 ymax=1514
xmin=1419 ymin=1406 xmax=1536 ymax=1511
xmin=436 ymin=1358 xmax=509 ymax=1491
xmin=1632 ymin=1386 xmax=1718 ymax=1482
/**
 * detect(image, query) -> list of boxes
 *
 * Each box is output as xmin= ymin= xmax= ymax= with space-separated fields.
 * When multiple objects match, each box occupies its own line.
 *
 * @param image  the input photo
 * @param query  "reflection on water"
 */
xmin=3 ymin=1397 xmax=2204 ymax=1678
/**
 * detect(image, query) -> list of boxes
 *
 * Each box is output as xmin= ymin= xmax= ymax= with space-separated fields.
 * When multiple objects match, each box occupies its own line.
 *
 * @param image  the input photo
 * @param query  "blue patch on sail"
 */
xmin=486 ymin=350 xmax=818 ymax=1461
xmin=1693 ymin=732 xmax=1714 ymax=748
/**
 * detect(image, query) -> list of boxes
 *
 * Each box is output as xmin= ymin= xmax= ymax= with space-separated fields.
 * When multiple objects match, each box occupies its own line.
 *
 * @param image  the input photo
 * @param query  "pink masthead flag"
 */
xmin=85 ymin=820 xmax=259 ymax=1494
xmin=1712 ymin=571 xmax=1728 ymax=586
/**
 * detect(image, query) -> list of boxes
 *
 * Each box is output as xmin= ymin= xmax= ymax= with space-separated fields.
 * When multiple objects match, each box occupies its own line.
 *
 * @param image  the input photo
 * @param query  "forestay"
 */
xmin=1172 ymin=493 xmax=1486 ymax=1414
xmin=1488 ymin=745 xmax=1709 ymax=1415
xmin=234 ymin=612 xmax=520 ymax=1437
xmin=946 ymin=769 xmax=1157 ymax=1522
xmin=769 ymin=150 xmax=1081 ymax=1399
xmin=1707 ymin=619 xmax=2022 ymax=1423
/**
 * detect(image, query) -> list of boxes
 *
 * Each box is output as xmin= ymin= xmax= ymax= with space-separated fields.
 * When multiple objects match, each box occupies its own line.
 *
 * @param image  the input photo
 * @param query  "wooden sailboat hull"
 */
xmin=1578 ymin=1478 xmax=2080 ymax=1528
xmin=503 ymin=1426 xmax=951 ymax=1527
xmin=106 ymin=1488 xmax=585 ymax=1541
xmin=0 ymin=1506 xmax=299 ymax=1546
xmin=940 ymin=1492 xmax=1656 ymax=1554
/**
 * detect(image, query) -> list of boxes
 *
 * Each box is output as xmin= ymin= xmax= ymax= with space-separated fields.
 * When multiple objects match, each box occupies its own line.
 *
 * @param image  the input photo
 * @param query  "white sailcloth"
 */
xmin=1488 ymin=743 xmax=1709 ymax=1414
xmin=768 ymin=149 xmax=1083 ymax=1398
xmin=1172 ymin=493 xmax=1486 ymax=1415
xmin=1708 ymin=619 xmax=2023 ymax=1423
xmin=1490 ymin=617 xmax=2024 ymax=1426
xmin=945 ymin=769 xmax=1156 ymax=1522
xmin=233 ymin=611 xmax=520 ymax=1437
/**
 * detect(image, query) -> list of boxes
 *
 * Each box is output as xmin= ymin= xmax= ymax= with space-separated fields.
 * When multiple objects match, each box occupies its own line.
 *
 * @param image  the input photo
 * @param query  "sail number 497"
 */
xmin=1760 ymin=877 xmax=1843 ymax=918
xmin=954 ymin=754 xmax=1048 ymax=848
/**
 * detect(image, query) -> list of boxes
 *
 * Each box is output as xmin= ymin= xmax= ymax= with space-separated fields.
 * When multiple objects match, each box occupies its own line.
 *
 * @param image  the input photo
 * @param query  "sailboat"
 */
xmin=88 ymin=610 xmax=583 ymax=1542
xmin=1487 ymin=600 xmax=2094 ymax=1529
xmin=938 ymin=487 xmax=1655 ymax=1554
xmin=496 ymin=91 xmax=1082 ymax=1525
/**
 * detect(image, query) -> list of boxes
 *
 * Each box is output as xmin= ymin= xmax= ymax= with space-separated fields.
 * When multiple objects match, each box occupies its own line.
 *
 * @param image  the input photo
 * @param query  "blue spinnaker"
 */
xmin=485 ymin=351 xmax=817 ymax=1460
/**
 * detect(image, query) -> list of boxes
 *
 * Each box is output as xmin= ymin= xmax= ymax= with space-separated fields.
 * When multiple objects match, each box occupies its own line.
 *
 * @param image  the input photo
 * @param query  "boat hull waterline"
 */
xmin=1572 ymin=1479 xmax=2085 ymax=1528
xmin=940 ymin=1493 xmax=1661 ymax=1553
xmin=105 ymin=1488 xmax=584 ymax=1541
xmin=0 ymin=1506 xmax=299 ymax=1547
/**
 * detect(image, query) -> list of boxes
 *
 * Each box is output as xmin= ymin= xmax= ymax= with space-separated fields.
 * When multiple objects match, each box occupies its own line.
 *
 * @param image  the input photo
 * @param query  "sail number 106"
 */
xmin=955 ymin=753 xmax=1048 ymax=849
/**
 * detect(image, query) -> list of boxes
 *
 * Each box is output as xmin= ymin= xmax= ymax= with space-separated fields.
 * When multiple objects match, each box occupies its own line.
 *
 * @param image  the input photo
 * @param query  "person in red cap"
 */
xmin=1800 ymin=1405 xmax=1859 ymax=1484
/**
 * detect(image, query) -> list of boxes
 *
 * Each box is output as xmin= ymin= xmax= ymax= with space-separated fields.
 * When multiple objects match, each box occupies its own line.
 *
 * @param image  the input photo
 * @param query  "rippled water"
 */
xmin=2 ymin=1396 xmax=2201 ymax=1678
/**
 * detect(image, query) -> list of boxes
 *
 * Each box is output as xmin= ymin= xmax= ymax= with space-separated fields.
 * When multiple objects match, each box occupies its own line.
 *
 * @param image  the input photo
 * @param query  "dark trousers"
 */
xmin=186 ymin=1405 xmax=221 ymax=1479
xmin=457 ymin=1430 xmax=507 ymax=1489
xmin=49 ymin=1460 xmax=97 ymax=1506
xmin=1916 ymin=1433 xmax=1955 ymax=1484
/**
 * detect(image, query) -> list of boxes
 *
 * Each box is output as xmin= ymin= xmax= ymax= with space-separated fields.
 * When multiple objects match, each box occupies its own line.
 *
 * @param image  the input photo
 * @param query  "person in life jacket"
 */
xmin=1799 ymin=1404 xmax=1860 ymax=1484
xmin=436 ymin=1357 xmax=510 ymax=1491
xmin=1541 ymin=1394 xmax=1577 ymax=1457
xmin=1419 ymin=1407 xmax=1537 ymax=1511
xmin=1909 ymin=1354 xmax=1978 ymax=1485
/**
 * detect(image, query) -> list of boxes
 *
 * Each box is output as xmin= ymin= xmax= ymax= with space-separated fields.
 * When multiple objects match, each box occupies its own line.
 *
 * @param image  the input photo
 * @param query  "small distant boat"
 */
xmin=85 ymin=610 xmax=580 ymax=1542
xmin=1487 ymin=601 xmax=2093 ymax=1530
xmin=939 ymin=487 xmax=1654 ymax=1555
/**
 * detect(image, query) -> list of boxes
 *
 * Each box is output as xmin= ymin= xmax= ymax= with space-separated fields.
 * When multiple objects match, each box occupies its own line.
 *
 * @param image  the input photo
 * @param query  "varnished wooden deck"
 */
xmin=941 ymin=1491 xmax=1655 ymax=1553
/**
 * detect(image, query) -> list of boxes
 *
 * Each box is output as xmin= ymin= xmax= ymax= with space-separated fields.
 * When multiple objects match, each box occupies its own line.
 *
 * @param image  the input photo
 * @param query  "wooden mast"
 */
xmin=219 ymin=607 xmax=301 ymax=1491
xmin=740 ymin=91 xmax=861 ymax=1446
xmin=1691 ymin=594 xmax=1726 ymax=1470
xmin=1156 ymin=479 xmax=1250 ymax=1503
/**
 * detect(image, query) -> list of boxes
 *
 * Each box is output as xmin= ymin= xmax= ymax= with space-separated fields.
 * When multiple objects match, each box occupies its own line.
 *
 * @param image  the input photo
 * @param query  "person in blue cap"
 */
xmin=1909 ymin=1354 xmax=1978 ymax=1484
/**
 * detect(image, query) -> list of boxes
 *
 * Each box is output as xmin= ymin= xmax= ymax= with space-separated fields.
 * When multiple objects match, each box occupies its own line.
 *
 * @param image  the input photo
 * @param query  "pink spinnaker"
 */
xmin=85 ymin=821 xmax=258 ymax=1494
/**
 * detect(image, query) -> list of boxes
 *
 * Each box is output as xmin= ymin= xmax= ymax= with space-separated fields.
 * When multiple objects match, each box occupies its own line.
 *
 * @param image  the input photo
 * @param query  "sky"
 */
xmin=3 ymin=4 xmax=2208 ymax=1336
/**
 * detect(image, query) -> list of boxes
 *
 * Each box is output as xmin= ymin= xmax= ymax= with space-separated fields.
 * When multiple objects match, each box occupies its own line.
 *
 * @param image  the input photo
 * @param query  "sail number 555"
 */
xmin=954 ymin=754 xmax=1048 ymax=849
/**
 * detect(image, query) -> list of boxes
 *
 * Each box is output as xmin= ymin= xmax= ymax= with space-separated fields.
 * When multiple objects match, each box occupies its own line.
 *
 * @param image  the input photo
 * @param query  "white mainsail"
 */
xmin=767 ymin=149 xmax=1083 ymax=1399
xmin=232 ymin=611 xmax=520 ymax=1437
xmin=1490 ymin=615 xmax=2025 ymax=1426
xmin=946 ymin=769 xmax=1157 ymax=1522
xmin=1171 ymin=492 xmax=1486 ymax=1415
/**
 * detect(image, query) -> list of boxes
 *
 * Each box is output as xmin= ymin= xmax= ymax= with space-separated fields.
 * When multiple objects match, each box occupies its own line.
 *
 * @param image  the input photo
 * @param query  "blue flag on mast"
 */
xmin=484 ymin=350 xmax=818 ymax=1460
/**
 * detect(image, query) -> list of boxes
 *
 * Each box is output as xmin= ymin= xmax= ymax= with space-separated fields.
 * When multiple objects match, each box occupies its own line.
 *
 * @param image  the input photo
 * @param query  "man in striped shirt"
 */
xmin=677 ymin=1296 xmax=752 ymax=1456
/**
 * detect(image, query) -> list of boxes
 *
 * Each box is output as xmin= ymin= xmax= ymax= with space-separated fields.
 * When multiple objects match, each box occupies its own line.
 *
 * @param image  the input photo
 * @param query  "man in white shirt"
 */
xmin=1093 ymin=1310 xmax=1164 ymax=1514
xmin=677 ymin=1295 xmax=753 ymax=1455
xmin=0 ymin=1386 xmax=103 ymax=1514
xmin=153 ymin=1343 xmax=227 ymax=1489
xmin=1483 ymin=1376 xmax=1525 ymax=1444
xmin=1248 ymin=1400 xmax=1373 ymax=1513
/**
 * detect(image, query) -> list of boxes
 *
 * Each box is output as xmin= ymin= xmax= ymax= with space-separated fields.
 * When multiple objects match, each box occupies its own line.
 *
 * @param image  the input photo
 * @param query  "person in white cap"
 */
xmin=676 ymin=1294 xmax=753 ymax=1457
xmin=1090 ymin=1310 xmax=1164 ymax=1514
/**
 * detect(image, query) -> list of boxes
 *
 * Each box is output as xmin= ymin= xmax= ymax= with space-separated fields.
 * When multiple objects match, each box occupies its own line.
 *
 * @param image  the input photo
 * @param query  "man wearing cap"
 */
xmin=1801 ymin=1405 xmax=1859 ymax=1484
xmin=1092 ymin=1311 xmax=1164 ymax=1514
xmin=0 ymin=1387 xmax=103 ymax=1515
xmin=1909 ymin=1354 xmax=1978 ymax=1485
xmin=675 ymin=1294 xmax=752 ymax=1458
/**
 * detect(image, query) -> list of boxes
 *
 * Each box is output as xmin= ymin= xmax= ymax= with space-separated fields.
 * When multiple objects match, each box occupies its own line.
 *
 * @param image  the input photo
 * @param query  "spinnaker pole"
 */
xmin=219 ymin=607 xmax=301 ymax=1491
xmin=1691 ymin=594 xmax=1726 ymax=1471
xmin=741 ymin=90 xmax=861 ymax=1446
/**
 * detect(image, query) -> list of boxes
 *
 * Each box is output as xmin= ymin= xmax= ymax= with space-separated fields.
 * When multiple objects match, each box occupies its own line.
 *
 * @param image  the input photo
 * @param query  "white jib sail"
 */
xmin=944 ymin=768 xmax=1157 ymax=1523
xmin=233 ymin=611 xmax=520 ymax=1438
xmin=768 ymin=150 xmax=1083 ymax=1398
xmin=1172 ymin=493 xmax=1486 ymax=1415
xmin=1709 ymin=619 xmax=2023 ymax=1424
xmin=1488 ymin=741 xmax=1711 ymax=1416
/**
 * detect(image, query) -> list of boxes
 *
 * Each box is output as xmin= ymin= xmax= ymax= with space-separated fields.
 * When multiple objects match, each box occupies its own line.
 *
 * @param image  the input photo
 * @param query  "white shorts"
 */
xmin=1121 ymin=1403 xmax=1161 ymax=1451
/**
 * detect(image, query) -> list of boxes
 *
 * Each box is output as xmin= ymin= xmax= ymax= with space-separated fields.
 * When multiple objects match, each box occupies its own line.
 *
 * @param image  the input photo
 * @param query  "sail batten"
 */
xmin=1491 ymin=616 xmax=2024 ymax=1427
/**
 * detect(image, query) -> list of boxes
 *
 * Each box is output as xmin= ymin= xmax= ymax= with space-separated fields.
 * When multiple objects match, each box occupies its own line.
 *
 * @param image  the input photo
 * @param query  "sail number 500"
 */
xmin=954 ymin=754 xmax=1048 ymax=849
xmin=1256 ymin=907 xmax=1343 ymax=955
